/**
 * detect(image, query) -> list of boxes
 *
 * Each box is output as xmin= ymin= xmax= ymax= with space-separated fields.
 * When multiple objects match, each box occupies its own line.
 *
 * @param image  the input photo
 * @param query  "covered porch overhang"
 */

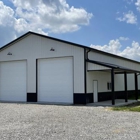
xmin=86 ymin=59 xmax=140 ymax=105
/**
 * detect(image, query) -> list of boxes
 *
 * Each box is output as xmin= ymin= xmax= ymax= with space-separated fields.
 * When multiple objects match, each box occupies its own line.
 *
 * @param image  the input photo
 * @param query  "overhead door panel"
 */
xmin=38 ymin=57 xmax=73 ymax=103
xmin=0 ymin=61 xmax=26 ymax=101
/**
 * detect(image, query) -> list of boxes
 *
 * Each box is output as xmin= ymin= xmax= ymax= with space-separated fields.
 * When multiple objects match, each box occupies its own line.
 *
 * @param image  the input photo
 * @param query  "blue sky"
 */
xmin=1 ymin=0 xmax=140 ymax=60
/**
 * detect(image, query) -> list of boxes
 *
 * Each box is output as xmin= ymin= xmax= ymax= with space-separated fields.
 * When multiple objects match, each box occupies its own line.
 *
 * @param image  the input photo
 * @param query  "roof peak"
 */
xmin=0 ymin=31 xmax=140 ymax=64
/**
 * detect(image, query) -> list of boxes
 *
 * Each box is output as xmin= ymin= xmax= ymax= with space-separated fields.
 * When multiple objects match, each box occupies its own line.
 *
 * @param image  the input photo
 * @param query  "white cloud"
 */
xmin=135 ymin=0 xmax=140 ymax=11
xmin=119 ymin=37 xmax=129 ymax=41
xmin=90 ymin=39 xmax=121 ymax=55
xmin=0 ymin=1 xmax=17 ymax=45
xmin=0 ymin=0 xmax=93 ymax=47
xmin=11 ymin=0 xmax=93 ymax=33
xmin=124 ymin=0 xmax=134 ymax=4
xmin=117 ymin=11 xmax=137 ymax=24
xmin=0 ymin=1 xmax=14 ymax=26
xmin=90 ymin=38 xmax=140 ymax=61
xmin=119 ymin=41 xmax=140 ymax=60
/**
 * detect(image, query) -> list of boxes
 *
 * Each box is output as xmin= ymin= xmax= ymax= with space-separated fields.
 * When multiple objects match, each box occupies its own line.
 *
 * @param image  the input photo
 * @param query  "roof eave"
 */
xmin=0 ymin=31 xmax=140 ymax=65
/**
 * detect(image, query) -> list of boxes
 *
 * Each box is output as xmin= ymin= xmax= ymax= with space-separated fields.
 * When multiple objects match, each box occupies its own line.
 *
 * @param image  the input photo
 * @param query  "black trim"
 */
xmin=111 ymin=69 xmax=115 ymax=105
xmin=107 ymin=82 xmax=111 ymax=90
xmin=98 ymin=90 xmax=140 ymax=102
xmin=86 ymin=59 xmax=140 ymax=73
xmin=107 ymin=82 xmax=109 ymax=90
xmin=0 ymin=32 xmax=30 ymax=51
xmin=74 ymin=93 xmax=93 ymax=104
xmin=87 ymin=69 xmax=111 ymax=72
xmin=124 ymin=72 xmax=128 ymax=102
xmin=135 ymin=73 xmax=138 ymax=100
xmin=84 ymin=48 xmax=87 ymax=97
xmin=116 ymin=90 xmax=137 ymax=99
xmin=74 ymin=93 xmax=86 ymax=104
xmin=86 ymin=93 xmax=93 ymax=103
xmin=27 ymin=93 xmax=37 ymax=102
xmin=115 ymin=72 xmax=135 ymax=74
xmin=87 ymin=59 xmax=113 ymax=68
xmin=98 ymin=92 xmax=112 ymax=102
xmin=1 ymin=31 xmax=140 ymax=65
xmin=36 ymin=59 xmax=38 ymax=102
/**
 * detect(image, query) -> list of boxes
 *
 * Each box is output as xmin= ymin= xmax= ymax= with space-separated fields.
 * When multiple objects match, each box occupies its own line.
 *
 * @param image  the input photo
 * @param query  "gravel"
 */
xmin=0 ymin=103 xmax=140 ymax=140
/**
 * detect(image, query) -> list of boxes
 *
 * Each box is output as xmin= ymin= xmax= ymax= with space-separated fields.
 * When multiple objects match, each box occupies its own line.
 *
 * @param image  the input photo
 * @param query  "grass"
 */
xmin=112 ymin=101 xmax=140 ymax=112
xmin=128 ymin=95 xmax=140 ymax=100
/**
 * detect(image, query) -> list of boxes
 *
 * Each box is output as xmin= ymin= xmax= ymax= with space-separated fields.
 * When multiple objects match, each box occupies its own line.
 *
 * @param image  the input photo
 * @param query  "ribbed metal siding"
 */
xmin=88 ymin=62 xmax=111 ymax=71
xmin=87 ymin=71 xmax=111 ymax=93
xmin=0 ymin=34 xmax=85 ymax=93
xmin=88 ymin=51 xmax=140 ymax=71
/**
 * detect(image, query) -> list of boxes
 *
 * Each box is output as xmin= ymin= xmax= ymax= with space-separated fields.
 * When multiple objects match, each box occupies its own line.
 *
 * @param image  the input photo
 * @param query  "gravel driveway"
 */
xmin=0 ymin=103 xmax=140 ymax=140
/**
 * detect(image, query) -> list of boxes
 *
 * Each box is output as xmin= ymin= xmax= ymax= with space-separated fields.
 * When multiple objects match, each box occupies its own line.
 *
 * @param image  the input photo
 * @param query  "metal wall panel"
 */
xmin=0 ymin=34 xmax=85 ymax=93
xmin=115 ymin=74 xmax=135 ymax=91
xmin=88 ymin=62 xmax=111 ymax=71
xmin=115 ymin=74 xmax=124 ymax=91
xmin=87 ymin=71 xmax=136 ymax=93
xmin=88 ymin=51 xmax=140 ymax=71
xmin=87 ymin=51 xmax=139 ymax=93
xmin=87 ymin=71 xmax=111 ymax=93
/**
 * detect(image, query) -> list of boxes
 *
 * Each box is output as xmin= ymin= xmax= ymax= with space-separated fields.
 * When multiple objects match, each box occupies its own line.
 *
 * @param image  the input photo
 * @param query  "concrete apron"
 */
xmin=87 ymin=99 xmax=139 ymax=107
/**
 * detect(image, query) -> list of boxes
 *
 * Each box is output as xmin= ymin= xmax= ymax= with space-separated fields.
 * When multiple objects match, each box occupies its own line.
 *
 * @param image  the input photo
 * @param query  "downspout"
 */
xmin=86 ymin=49 xmax=91 ymax=60
xmin=84 ymin=48 xmax=91 ymax=104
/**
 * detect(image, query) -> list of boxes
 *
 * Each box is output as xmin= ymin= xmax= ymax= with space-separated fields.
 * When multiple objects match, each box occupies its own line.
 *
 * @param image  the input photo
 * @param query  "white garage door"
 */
xmin=38 ymin=57 xmax=73 ymax=104
xmin=0 ymin=61 xmax=26 ymax=102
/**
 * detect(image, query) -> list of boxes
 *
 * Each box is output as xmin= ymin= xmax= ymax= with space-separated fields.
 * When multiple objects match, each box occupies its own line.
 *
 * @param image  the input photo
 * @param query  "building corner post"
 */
xmin=124 ymin=72 xmax=128 ymax=102
xmin=111 ymin=69 xmax=115 ymax=105
xmin=135 ymin=73 xmax=138 ymax=100
xmin=84 ymin=48 xmax=87 ymax=104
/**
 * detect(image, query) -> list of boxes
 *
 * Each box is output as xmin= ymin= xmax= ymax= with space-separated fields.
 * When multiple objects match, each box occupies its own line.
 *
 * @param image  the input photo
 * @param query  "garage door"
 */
xmin=0 ymin=61 xmax=26 ymax=102
xmin=38 ymin=57 xmax=73 ymax=104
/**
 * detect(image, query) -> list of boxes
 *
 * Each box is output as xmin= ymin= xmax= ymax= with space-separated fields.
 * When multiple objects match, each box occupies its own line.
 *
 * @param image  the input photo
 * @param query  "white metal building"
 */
xmin=0 ymin=32 xmax=140 ymax=105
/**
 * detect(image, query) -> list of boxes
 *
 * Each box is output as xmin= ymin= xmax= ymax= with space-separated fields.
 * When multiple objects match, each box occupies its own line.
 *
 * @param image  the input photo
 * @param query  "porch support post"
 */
xmin=111 ymin=69 xmax=115 ymax=105
xmin=84 ymin=48 xmax=87 ymax=104
xmin=135 ymin=73 xmax=138 ymax=100
xmin=124 ymin=72 xmax=128 ymax=102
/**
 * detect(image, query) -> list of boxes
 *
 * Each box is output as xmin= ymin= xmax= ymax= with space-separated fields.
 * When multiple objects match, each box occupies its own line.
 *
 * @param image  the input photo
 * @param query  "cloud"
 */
xmin=124 ymin=0 xmax=134 ymax=4
xmin=119 ymin=37 xmax=129 ymax=41
xmin=135 ymin=0 xmax=140 ymax=11
xmin=0 ymin=1 xmax=17 ymax=45
xmin=119 ymin=41 xmax=140 ymax=60
xmin=0 ymin=0 xmax=93 ymax=47
xmin=117 ymin=11 xmax=137 ymax=24
xmin=90 ymin=38 xmax=140 ymax=61
xmin=90 ymin=39 xmax=122 ymax=55
xmin=11 ymin=0 xmax=93 ymax=33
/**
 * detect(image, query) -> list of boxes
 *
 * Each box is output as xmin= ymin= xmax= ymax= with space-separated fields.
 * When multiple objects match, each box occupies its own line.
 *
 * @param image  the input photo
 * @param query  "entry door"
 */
xmin=93 ymin=80 xmax=98 ymax=102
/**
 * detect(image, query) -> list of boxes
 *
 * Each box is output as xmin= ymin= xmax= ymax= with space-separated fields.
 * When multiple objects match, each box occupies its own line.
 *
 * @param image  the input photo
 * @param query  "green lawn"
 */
xmin=128 ymin=95 xmax=140 ymax=100
xmin=112 ymin=101 xmax=140 ymax=112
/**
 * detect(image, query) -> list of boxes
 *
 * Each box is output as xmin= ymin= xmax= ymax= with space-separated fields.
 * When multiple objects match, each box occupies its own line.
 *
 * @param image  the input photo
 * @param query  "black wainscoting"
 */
xmin=27 ymin=93 xmax=37 ymax=102
xmin=98 ymin=92 xmax=112 ymax=102
xmin=86 ymin=93 xmax=93 ymax=103
xmin=116 ymin=90 xmax=140 ymax=99
xmin=74 ymin=93 xmax=86 ymax=104
xmin=98 ymin=90 xmax=140 ymax=102
xmin=74 ymin=93 xmax=93 ymax=104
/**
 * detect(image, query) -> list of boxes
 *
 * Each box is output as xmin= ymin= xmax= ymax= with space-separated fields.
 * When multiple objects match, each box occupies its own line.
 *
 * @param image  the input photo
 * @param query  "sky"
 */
xmin=1 ymin=0 xmax=140 ymax=61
